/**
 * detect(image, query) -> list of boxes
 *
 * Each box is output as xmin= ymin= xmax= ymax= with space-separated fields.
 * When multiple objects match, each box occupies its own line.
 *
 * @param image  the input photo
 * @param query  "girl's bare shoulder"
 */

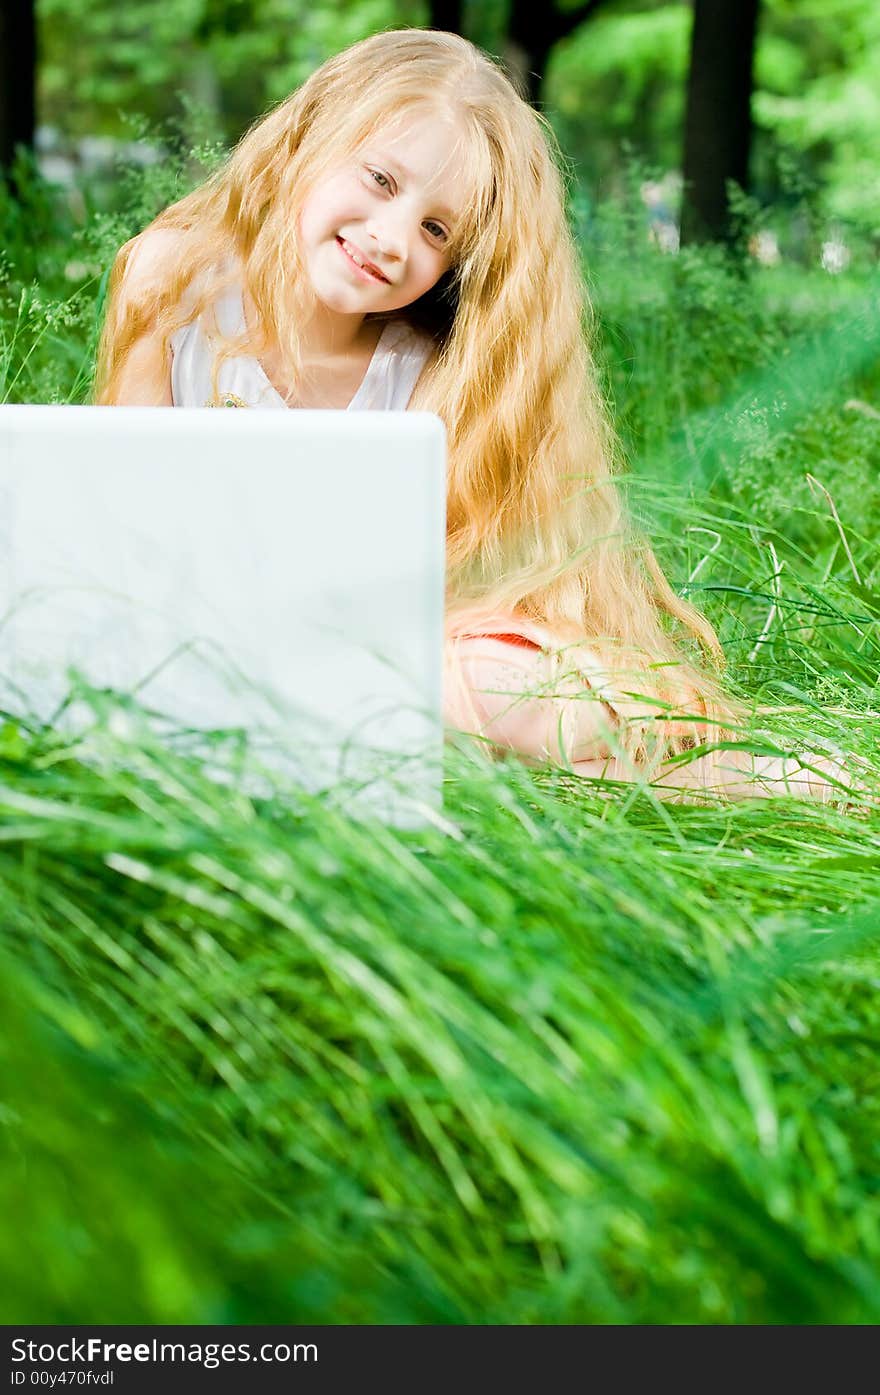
xmin=120 ymin=227 xmax=228 ymax=326
xmin=120 ymin=226 xmax=188 ymax=296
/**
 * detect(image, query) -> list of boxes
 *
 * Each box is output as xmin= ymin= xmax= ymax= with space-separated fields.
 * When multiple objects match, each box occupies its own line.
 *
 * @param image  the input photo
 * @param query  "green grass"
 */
xmin=1 ymin=145 xmax=880 ymax=1323
xmin=2 ymin=705 xmax=880 ymax=1323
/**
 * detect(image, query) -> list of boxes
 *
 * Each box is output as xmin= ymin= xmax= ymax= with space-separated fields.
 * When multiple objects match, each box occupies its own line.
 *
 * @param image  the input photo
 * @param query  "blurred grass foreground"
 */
xmin=2 ymin=135 xmax=880 ymax=1324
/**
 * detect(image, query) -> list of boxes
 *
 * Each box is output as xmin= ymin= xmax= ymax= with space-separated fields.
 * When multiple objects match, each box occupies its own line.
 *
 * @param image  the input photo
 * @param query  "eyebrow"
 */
xmin=363 ymin=151 xmax=460 ymax=225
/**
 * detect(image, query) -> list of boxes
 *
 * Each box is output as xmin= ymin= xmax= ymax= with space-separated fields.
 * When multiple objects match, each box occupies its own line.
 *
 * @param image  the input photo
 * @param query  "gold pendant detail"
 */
xmin=205 ymin=393 xmax=250 ymax=408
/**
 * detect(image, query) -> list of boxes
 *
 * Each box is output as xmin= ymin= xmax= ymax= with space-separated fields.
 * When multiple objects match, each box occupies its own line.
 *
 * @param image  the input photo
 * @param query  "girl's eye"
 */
xmin=364 ymin=167 xmax=448 ymax=243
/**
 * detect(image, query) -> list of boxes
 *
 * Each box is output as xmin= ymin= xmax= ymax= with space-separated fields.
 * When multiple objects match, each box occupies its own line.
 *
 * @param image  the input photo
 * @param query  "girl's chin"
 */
xmin=313 ymin=289 xmax=373 ymax=317
xmin=312 ymin=277 xmax=403 ymax=318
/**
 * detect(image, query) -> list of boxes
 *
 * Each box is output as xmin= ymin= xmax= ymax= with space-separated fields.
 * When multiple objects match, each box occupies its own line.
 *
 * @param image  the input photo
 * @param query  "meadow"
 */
xmin=1 ymin=139 xmax=879 ymax=1323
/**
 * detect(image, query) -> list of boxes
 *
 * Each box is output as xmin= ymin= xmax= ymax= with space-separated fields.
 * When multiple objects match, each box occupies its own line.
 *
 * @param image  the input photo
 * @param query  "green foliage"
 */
xmin=545 ymin=0 xmax=880 ymax=228
xmin=0 ymin=133 xmax=222 ymax=404
xmin=39 ymin=0 xmax=207 ymax=138
xmin=37 ymin=0 xmax=424 ymax=144
xmin=754 ymin=0 xmax=880 ymax=225
xmin=549 ymin=3 xmax=691 ymax=194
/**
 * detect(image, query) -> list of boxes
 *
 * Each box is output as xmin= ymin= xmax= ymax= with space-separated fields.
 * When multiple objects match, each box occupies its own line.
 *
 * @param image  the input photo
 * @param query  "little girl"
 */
xmin=95 ymin=28 xmax=863 ymax=805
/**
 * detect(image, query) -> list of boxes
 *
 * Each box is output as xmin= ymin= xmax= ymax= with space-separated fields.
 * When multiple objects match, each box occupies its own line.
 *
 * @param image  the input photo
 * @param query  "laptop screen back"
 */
xmin=0 ymin=405 xmax=446 ymax=824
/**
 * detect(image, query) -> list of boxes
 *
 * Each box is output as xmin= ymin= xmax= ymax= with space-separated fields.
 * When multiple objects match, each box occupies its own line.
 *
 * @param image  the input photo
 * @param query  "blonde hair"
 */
xmin=95 ymin=27 xmax=741 ymax=770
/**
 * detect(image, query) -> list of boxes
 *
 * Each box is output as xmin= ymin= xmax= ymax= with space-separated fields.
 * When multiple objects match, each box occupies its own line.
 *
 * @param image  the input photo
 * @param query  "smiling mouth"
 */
xmin=336 ymin=237 xmax=390 ymax=283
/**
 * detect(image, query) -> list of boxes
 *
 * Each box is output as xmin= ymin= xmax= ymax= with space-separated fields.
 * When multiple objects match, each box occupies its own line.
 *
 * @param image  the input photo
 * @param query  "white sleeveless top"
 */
xmin=170 ymin=284 xmax=435 ymax=411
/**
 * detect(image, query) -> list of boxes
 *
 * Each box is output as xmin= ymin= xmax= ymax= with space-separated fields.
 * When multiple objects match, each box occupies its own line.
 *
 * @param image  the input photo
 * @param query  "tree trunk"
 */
xmin=427 ymin=1 xmax=465 ymax=34
xmin=0 ymin=0 xmax=37 ymax=173
xmin=680 ymin=0 xmax=761 ymax=246
xmin=504 ymin=1 xmax=558 ymax=104
xmin=505 ymin=0 xmax=605 ymax=106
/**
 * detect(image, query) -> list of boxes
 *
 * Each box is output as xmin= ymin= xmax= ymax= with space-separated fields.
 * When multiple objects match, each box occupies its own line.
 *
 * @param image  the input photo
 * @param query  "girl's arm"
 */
xmin=100 ymin=229 xmax=179 ymax=406
xmin=447 ymin=636 xmax=864 ymax=806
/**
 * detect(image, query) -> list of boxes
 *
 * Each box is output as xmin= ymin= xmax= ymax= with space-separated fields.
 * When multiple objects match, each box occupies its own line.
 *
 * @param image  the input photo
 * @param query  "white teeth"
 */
xmin=342 ymin=240 xmax=378 ymax=276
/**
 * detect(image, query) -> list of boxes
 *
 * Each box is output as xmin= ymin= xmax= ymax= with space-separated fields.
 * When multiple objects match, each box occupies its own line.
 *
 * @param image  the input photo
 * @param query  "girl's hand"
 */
xmin=649 ymin=746 xmax=876 ymax=813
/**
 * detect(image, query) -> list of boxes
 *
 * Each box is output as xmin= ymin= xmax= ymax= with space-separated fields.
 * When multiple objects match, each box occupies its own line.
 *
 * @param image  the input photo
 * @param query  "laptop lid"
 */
xmin=0 ymin=405 xmax=446 ymax=825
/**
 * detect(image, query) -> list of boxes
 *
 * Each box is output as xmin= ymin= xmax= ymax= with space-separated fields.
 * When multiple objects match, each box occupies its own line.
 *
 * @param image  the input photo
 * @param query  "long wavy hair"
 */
xmin=95 ymin=28 xmax=742 ymax=770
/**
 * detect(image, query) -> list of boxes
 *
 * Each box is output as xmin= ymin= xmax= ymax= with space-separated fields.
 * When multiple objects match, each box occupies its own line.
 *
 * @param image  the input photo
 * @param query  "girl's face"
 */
xmin=297 ymin=109 xmax=465 ymax=319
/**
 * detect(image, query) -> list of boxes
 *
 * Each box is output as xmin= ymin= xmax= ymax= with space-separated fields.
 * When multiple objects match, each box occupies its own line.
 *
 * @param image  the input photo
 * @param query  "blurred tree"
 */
xmin=504 ymin=1 xmax=606 ymax=104
xmin=680 ymin=0 xmax=762 ymax=245
xmin=427 ymin=0 xmax=464 ymax=31
xmin=0 ymin=0 xmax=37 ymax=175
xmin=426 ymin=1 xmax=610 ymax=106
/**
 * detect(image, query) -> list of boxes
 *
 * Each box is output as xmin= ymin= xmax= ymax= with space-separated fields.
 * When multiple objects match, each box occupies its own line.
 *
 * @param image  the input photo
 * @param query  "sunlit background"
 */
xmin=26 ymin=0 xmax=880 ymax=265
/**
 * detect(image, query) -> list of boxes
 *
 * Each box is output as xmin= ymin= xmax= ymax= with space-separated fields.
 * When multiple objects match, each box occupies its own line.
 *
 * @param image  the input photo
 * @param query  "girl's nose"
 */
xmin=363 ymin=213 xmax=407 ymax=262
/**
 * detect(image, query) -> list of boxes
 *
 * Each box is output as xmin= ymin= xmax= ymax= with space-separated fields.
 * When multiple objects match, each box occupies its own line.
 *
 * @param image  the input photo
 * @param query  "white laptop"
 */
xmin=0 ymin=406 xmax=447 ymax=826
